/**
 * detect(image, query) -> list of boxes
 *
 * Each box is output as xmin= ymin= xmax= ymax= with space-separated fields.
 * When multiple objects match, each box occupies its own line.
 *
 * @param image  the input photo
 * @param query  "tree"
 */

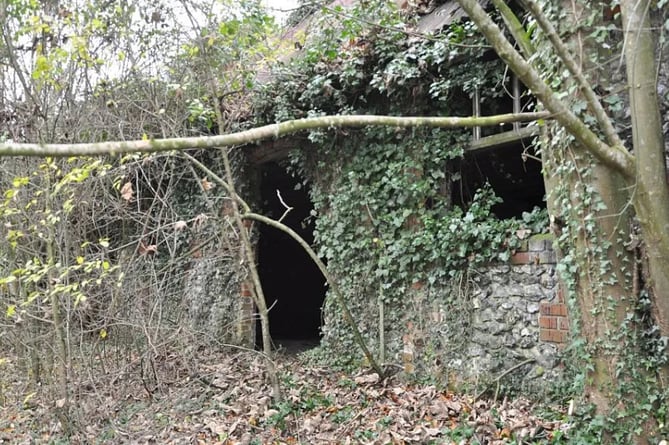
xmin=456 ymin=0 xmax=669 ymax=441
xmin=0 ymin=0 xmax=294 ymax=423
xmin=2 ymin=0 xmax=668 ymax=440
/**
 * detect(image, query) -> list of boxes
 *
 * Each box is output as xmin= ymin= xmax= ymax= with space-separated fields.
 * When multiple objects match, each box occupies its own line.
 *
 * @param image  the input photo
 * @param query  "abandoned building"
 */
xmin=186 ymin=0 xmax=568 ymax=394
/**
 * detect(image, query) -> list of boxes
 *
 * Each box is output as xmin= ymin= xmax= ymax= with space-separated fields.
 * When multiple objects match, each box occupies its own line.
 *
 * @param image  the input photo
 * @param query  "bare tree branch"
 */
xmin=457 ymin=0 xmax=635 ymax=178
xmin=520 ymin=0 xmax=624 ymax=150
xmin=0 ymin=112 xmax=548 ymax=157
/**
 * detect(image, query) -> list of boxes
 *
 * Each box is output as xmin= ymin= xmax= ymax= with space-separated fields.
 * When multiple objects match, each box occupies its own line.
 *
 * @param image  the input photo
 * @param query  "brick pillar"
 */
xmin=539 ymin=285 xmax=569 ymax=345
xmin=511 ymin=234 xmax=569 ymax=345
xmin=237 ymin=279 xmax=256 ymax=346
xmin=237 ymin=218 xmax=256 ymax=346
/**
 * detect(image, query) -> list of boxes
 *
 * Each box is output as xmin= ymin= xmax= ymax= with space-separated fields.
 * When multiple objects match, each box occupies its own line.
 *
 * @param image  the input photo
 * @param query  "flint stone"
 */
xmin=527 ymin=302 xmax=539 ymax=313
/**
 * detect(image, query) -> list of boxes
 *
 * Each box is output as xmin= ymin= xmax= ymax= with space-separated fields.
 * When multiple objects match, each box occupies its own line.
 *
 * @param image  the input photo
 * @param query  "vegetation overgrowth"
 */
xmin=1 ymin=0 xmax=668 ymax=442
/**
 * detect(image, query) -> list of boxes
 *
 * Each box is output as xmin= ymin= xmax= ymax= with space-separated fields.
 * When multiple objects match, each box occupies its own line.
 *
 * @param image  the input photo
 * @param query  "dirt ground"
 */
xmin=0 ymin=348 xmax=569 ymax=444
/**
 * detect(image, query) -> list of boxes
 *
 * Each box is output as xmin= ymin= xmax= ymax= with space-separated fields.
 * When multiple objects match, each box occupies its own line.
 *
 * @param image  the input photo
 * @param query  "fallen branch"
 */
xmin=474 ymin=358 xmax=536 ymax=402
xmin=0 ymin=112 xmax=549 ymax=157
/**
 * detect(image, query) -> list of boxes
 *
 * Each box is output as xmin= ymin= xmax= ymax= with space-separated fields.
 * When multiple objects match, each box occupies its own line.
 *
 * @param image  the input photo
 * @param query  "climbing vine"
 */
xmin=252 ymin=0 xmax=547 ymax=365
xmin=528 ymin=1 xmax=669 ymax=441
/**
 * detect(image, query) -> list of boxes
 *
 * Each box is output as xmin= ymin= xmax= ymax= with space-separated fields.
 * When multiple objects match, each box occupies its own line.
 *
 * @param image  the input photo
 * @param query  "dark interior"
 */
xmin=452 ymin=143 xmax=546 ymax=218
xmin=256 ymin=162 xmax=325 ymax=347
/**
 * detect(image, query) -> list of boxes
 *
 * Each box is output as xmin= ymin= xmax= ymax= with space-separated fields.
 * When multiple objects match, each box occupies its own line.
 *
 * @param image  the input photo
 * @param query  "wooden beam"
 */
xmin=467 ymin=126 xmax=539 ymax=153
xmin=247 ymin=125 xmax=539 ymax=164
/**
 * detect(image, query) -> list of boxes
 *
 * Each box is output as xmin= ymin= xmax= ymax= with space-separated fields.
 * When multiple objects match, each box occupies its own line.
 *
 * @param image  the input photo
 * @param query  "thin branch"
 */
xmin=456 ymin=0 xmax=634 ymax=178
xmin=181 ymin=152 xmax=248 ymax=211
xmin=0 ymin=112 xmax=550 ymax=157
xmin=520 ymin=0 xmax=624 ymax=150
xmin=276 ymin=189 xmax=293 ymax=223
xmin=474 ymin=358 xmax=536 ymax=401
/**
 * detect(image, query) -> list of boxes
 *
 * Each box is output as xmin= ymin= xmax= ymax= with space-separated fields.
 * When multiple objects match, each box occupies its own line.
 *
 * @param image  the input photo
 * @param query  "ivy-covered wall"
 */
xmin=397 ymin=235 xmax=564 ymax=395
xmin=235 ymin=0 xmax=561 ymax=394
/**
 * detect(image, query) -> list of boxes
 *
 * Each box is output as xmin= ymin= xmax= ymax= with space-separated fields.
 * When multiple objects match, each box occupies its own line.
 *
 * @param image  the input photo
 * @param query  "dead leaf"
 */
xmin=201 ymin=178 xmax=214 ymax=191
xmin=516 ymin=228 xmax=531 ymax=239
xmin=138 ymin=241 xmax=157 ymax=256
xmin=193 ymin=213 xmax=208 ymax=229
xmin=354 ymin=373 xmax=380 ymax=385
xmin=174 ymin=220 xmax=188 ymax=231
xmin=499 ymin=427 xmax=511 ymax=438
xmin=120 ymin=181 xmax=134 ymax=201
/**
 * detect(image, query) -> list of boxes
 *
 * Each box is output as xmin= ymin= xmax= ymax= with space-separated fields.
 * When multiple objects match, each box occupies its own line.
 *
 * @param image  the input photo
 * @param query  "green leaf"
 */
xmin=0 ymin=275 xmax=17 ymax=285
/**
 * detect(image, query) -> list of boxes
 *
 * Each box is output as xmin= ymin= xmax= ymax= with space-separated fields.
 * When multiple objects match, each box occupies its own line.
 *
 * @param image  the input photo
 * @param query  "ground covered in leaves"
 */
xmin=0 ymin=349 xmax=570 ymax=444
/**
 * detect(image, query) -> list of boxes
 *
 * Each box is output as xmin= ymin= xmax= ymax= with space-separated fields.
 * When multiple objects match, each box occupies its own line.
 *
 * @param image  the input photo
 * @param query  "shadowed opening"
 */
xmin=255 ymin=162 xmax=325 ymax=351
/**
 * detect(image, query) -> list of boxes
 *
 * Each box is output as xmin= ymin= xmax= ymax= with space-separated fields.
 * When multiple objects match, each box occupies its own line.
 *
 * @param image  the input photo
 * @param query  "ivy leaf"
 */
xmin=0 ymin=275 xmax=17 ymax=285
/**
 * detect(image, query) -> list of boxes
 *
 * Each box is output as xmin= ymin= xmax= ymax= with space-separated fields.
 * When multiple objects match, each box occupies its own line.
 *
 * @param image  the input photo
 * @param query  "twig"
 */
xmin=474 ymin=358 xmax=536 ymax=401
xmin=276 ymin=189 xmax=293 ymax=223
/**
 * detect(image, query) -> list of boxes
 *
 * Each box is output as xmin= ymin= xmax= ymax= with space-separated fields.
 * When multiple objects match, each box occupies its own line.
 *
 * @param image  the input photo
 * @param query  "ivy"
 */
xmin=251 ymin=0 xmax=548 ymax=365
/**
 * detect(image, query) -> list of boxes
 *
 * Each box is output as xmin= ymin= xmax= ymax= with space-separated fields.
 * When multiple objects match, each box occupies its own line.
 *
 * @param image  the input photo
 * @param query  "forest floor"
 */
xmin=0 ymin=348 xmax=569 ymax=444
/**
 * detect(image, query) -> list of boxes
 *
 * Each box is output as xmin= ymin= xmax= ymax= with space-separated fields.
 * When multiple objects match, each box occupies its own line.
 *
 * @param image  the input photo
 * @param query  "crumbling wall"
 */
xmin=399 ymin=234 xmax=566 ymax=395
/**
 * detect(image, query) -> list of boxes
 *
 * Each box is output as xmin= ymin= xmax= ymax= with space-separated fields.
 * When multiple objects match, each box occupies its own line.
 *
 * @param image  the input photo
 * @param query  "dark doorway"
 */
xmin=256 ymin=162 xmax=325 ymax=349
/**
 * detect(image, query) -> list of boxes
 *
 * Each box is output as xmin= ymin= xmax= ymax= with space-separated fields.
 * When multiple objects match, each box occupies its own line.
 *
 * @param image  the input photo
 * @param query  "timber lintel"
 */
xmin=467 ymin=126 xmax=539 ymax=153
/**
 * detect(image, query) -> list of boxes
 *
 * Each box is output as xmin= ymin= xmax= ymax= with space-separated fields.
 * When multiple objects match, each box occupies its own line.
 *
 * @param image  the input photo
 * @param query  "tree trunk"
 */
xmin=620 ymin=0 xmax=669 ymax=389
xmin=538 ymin=2 xmax=654 ymax=441
xmin=45 ymin=172 xmax=72 ymax=435
xmin=544 ymin=137 xmax=636 ymax=411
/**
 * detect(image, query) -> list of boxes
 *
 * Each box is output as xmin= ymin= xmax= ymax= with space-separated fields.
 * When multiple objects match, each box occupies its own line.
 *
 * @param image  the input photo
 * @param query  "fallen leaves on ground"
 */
xmin=0 ymin=350 xmax=569 ymax=444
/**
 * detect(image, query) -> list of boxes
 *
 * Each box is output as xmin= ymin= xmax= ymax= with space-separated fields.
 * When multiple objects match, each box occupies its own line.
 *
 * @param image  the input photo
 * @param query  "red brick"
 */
xmin=549 ymin=303 xmax=568 ymax=317
xmin=539 ymin=315 xmax=557 ymax=329
xmin=539 ymin=302 xmax=552 ymax=315
xmin=558 ymin=317 xmax=570 ymax=331
xmin=511 ymin=252 xmax=532 ymax=264
xmin=539 ymin=329 xmax=552 ymax=342
xmin=240 ymin=281 xmax=253 ymax=298
xmin=554 ymin=330 xmax=568 ymax=343
xmin=540 ymin=328 xmax=568 ymax=343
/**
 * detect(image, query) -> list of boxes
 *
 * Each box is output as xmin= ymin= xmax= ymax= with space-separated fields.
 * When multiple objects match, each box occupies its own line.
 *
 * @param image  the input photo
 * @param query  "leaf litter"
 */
xmin=0 ymin=349 xmax=569 ymax=444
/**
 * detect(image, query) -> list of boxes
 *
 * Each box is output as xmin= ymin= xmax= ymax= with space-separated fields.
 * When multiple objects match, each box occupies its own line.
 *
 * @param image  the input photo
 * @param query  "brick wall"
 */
xmin=510 ymin=234 xmax=557 ymax=265
xmin=237 ymin=279 xmax=256 ymax=347
xmin=538 ymin=286 xmax=568 ymax=344
xmin=511 ymin=234 xmax=568 ymax=345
